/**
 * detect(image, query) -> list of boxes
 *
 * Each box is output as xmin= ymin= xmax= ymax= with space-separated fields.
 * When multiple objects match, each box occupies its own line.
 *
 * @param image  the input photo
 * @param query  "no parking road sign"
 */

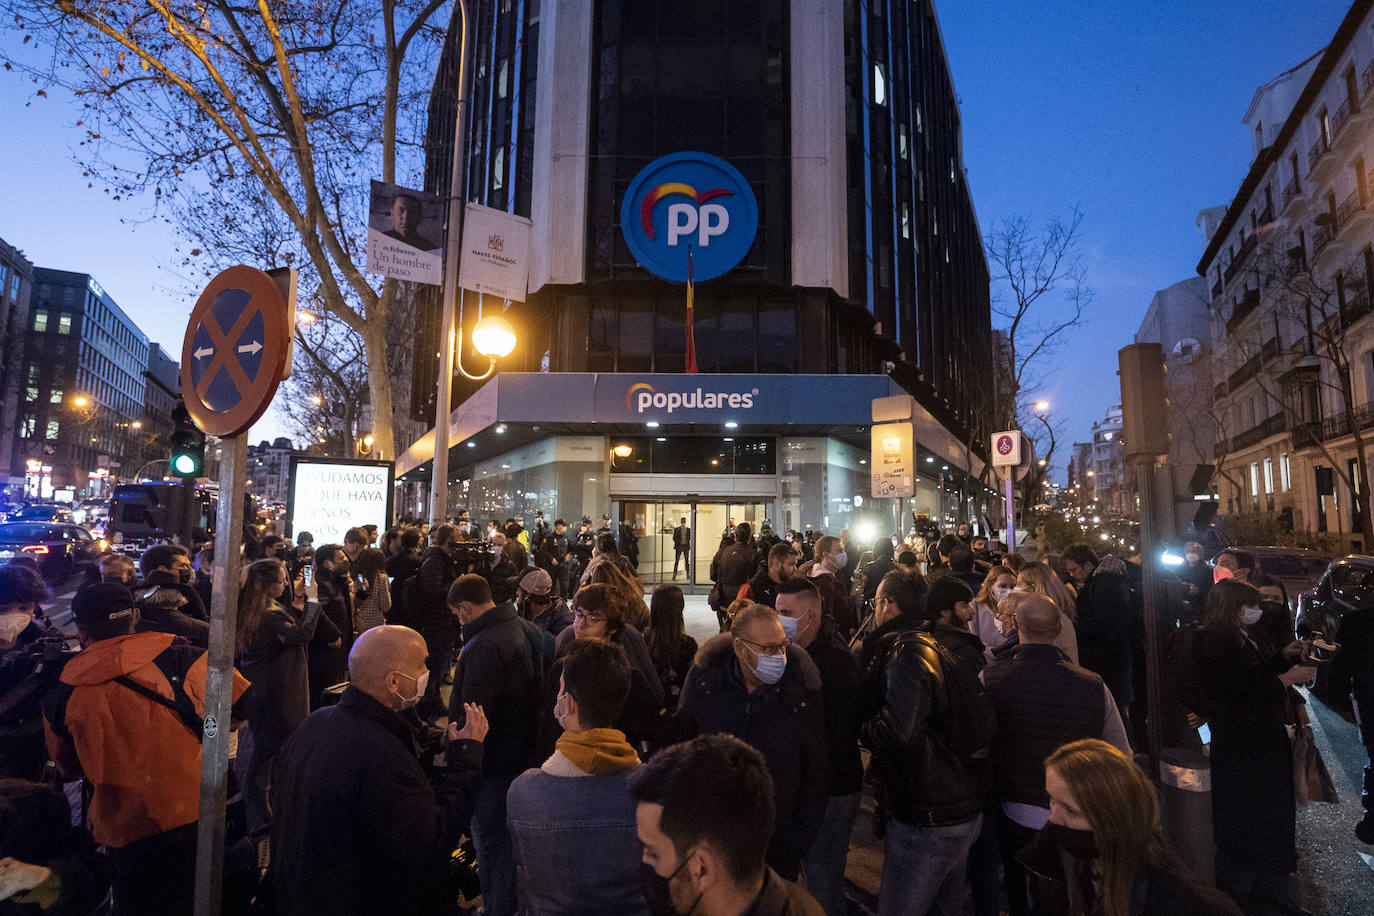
xmin=180 ymin=266 xmax=292 ymax=437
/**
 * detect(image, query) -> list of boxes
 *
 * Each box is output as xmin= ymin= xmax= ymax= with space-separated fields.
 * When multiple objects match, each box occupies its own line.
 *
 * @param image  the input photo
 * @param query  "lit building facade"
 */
xmin=397 ymin=0 xmax=995 ymax=586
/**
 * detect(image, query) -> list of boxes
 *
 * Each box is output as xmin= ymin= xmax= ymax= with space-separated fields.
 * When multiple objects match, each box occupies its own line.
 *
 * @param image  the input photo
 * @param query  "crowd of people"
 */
xmin=0 ymin=512 xmax=1362 ymax=915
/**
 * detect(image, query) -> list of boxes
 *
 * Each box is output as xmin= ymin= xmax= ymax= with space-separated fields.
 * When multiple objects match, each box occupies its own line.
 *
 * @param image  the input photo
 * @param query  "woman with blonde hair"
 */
xmin=1017 ymin=562 xmax=1080 ymax=664
xmin=584 ymin=556 xmax=650 ymax=630
xmin=1018 ymin=738 xmax=1240 ymax=915
xmin=970 ymin=565 xmax=1016 ymax=655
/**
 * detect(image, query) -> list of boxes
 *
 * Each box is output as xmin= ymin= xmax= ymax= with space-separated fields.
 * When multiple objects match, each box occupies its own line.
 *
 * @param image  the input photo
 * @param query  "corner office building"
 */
xmin=397 ymin=0 xmax=994 ymax=587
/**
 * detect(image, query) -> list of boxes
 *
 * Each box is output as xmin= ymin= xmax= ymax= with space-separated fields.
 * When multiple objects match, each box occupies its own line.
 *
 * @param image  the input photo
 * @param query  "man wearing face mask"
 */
xmin=0 ymin=564 xmax=64 ymax=781
xmin=675 ymin=604 xmax=827 ymax=882
xmin=447 ymin=573 xmax=547 ymax=916
xmin=414 ymin=524 xmax=461 ymax=719
xmin=270 ymin=625 xmax=489 ymax=915
xmin=631 ymin=734 xmax=824 ymax=916
xmin=137 ymin=544 xmax=207 ymax=620
xmin=133 ymin=544 xmax=211 ymax=648
xmin=983 ymin=593 xmax=1131 ymax=916
xmin=506 ymin=639 xmax=647 ymax=914
xmin=776 ymin=579 xmax=860 ymax=916
xmin=1179 ymin=540 xmax=1212 ymax=621
xmin=307 ymin=544 xmax=354 ymax=706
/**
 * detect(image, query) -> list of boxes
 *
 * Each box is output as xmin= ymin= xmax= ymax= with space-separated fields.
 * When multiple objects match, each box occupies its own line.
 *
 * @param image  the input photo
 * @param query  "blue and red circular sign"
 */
xmin=996 ymin=435 xmax=1015 ymax=456
xmin=620 ymin=151 xmax=759 ymax=282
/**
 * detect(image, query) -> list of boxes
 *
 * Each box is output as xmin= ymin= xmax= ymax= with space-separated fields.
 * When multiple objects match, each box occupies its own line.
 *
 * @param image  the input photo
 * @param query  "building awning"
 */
xmin=394 ymin=372 xmax=981 ymax=480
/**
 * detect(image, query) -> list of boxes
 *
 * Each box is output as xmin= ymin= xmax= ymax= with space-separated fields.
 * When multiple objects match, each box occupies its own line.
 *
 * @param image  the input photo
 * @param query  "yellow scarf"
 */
xmin=555 ymin=727 xmax=640 ymax=775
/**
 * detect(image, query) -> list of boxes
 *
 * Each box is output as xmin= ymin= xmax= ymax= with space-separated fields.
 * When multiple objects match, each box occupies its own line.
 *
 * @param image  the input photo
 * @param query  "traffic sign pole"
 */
xmin=179 ymin=265 xmax=291 ymax=916
xmin=193 ymin=433 xmax=246 ymax=916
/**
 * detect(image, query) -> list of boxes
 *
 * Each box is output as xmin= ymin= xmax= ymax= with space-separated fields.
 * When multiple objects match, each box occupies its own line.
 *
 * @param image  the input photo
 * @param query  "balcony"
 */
xmin=1364 ymin=58 xmax=1374 ymax=98
xmin=1214 ymin=381 xmax=1229 ymax=401
xmin=1211 ymin=277 xmax=1223 ymax=300
xmin=1282 ymin=178 xmax=1305 ymax=216
xmin=1313 ymin=221 xmax=1334 ymax=257
xmin=1232 ymin=412 xmax=1289 ymax=451
xmin=1331 ymin=98 xmax=1356 ymax=143
xmin=1309 ymin=134 xmax=1331 ymax=177
xmin=1343 ymin=283 xmax=1372 ymax=327
xmin=1226 ymin=287 xmax=1261 ymax=333
xmin=1223 ymin=233 xmax=1258 ymax=286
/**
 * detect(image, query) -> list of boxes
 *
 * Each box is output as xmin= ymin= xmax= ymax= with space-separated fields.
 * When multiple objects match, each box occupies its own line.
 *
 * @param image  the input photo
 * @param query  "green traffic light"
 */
xmin=172 ymin=454 xmax=200 ymax=476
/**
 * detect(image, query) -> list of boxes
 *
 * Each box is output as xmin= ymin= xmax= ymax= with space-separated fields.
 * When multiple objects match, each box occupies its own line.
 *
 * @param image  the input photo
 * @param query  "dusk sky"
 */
xmin=0 ymin=1 xmax=1358 ymax=473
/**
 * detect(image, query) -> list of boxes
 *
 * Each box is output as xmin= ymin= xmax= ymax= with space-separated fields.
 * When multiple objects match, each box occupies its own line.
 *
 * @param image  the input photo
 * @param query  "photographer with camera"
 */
xmin=0 ymin=564 xmax=66 ymax=781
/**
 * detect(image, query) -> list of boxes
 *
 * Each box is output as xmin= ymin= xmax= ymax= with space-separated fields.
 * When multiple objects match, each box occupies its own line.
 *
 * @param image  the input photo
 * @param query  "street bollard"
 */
xmin=1158 ymin=746 xmax=1215 ymax=886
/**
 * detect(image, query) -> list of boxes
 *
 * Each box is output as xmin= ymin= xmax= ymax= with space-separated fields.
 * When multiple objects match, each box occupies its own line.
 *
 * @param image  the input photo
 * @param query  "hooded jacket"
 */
xmin=675 ymin=634 xmax=828 ymax=880
xmin=133 ymin=576 xmax=210 ymax=648
xmin=42 ymin=632 xmax=251 ymax=848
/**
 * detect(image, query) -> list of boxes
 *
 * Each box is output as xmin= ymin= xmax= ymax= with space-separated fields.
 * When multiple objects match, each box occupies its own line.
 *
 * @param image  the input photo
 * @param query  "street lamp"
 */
xmin=458 ymin=315 xmax=518 ymax=381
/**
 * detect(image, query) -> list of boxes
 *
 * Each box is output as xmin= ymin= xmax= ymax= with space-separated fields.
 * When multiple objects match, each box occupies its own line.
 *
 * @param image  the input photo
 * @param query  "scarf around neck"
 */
xmin=554 ymin=727 xmax=640 ymax=775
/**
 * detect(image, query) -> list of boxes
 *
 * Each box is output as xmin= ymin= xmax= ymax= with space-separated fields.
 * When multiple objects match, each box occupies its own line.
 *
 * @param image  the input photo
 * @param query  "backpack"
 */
xmin=930 ymin=637 xmax=996 ymax=760
xmin=1166 ymin=623 xmax=1216 ymax=719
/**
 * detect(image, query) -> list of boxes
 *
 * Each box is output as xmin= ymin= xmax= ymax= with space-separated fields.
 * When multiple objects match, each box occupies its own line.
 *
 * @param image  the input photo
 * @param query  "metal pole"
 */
xmin=1135 ymin=455 xmax=1166 ymax=774
xmin=430 ymin=0 xmax=473 ymax=525
xmin=192 ymin=433 xmax=246 ymax=916
xmin=1004 ymin=471 xmax=1016 ymax=551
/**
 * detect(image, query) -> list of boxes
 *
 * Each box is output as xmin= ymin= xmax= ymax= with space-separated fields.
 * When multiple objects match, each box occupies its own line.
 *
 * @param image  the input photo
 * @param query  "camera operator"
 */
xmin=0 ymin=564 xmax=70 ymax=781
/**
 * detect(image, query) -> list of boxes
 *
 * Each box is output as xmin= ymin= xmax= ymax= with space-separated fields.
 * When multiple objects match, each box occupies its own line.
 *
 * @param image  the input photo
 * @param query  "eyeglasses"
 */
xmin=738 ymin=636 xmax=789 ymax=656
xmin=573 ymin=610 xmax=602 ymax=623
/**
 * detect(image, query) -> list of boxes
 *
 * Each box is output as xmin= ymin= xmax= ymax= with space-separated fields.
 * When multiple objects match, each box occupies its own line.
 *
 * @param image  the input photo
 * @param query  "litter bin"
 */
xmin=1158 ymin=746 xmax=1215 ymax=885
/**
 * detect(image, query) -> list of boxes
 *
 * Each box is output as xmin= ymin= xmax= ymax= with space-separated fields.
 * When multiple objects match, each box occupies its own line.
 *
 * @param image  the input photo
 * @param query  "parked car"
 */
xmin=1215 ymin=546 xmax=1332 ymax=605
xmin=6 ymin=504 xmax=74 ymax=524
xmin=1296 ymin=555 xmax=1374 ymax=648
xmin=0 ymin=522 xmax=100 ymax=584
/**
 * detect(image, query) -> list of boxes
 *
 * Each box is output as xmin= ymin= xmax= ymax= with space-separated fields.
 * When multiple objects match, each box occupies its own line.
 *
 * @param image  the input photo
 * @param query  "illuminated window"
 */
xmin=33 ymin=310 xmax=47 ymax=333
xmin=1280 ymin=453 xmax=1291 ymax=491
xmin=873 ymin=64 xmax=887 ymax=106
xmin=58 ymin=314 xmax=72 ymax=335
xmin=45 ymin=420 xmax=59 ymax=441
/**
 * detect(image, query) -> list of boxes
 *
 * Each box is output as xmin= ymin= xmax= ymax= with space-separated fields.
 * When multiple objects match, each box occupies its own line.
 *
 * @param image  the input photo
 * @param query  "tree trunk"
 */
xmin=359 ymin=317 xmax=397 ymax=461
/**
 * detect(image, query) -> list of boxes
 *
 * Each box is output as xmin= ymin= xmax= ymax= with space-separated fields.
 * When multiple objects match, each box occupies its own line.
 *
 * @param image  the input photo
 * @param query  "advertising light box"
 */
xmin=287 ymin=457 xmax=394 ymax=546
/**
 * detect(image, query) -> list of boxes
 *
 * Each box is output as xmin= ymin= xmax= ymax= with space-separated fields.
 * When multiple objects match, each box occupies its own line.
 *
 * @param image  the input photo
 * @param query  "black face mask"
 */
xmin=638 ymin=852 xmax=702 ymax=916
xmin=1043 ymin=821 xmax=1099 ymax=860
xmin=1259 ymin=598 xmax=1287 ymax=618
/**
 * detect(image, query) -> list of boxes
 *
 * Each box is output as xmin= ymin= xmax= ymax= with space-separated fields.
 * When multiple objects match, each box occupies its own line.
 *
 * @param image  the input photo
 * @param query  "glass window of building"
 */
xmin=45 ymin=420 xmax=59 ymax=441
xmin=49 ymin=389 xmax=62 ymax=404
xmin=33 ymin=310 xmax=47 ymax=333
xmin=58 ymin=314 xmax=72 ymax=335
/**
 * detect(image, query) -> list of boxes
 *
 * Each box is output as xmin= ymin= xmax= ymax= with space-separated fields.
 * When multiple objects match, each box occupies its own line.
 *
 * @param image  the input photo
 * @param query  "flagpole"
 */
xmin=685 ymin=244 xmax=697 ymax=374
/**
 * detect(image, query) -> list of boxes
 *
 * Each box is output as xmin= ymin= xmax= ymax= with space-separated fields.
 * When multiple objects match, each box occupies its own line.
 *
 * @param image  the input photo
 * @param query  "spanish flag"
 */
xmin=686 ymin=246 xmax=698 ymax=374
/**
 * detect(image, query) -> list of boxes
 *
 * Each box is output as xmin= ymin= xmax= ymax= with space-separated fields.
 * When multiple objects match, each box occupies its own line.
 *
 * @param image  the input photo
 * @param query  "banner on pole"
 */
xmin=458 ymin=203 xmax=532 ymax=302
xmin=366 ymin=180 xmax=444 ymax=285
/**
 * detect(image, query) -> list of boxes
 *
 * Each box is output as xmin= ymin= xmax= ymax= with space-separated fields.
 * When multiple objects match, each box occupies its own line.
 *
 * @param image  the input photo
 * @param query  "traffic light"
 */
xmin=170 ymin=401 xmax=206 ymax=478
xmin=1118 ymin=343 xmax=1170 ymax=458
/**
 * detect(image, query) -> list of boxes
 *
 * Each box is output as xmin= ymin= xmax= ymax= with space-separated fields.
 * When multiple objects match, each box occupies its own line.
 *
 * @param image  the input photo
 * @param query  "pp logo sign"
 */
xmin=621 ymin=151 xmax=759 ymax=283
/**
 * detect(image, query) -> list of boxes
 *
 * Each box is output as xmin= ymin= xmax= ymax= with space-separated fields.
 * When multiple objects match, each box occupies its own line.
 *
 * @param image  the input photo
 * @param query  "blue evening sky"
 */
xmin=0 ymin=2 xmax=1358 ymax=466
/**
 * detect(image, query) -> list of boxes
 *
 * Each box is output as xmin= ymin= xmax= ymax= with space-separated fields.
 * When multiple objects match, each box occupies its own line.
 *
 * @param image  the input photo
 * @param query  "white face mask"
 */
xmin=834 ymin=551 xmax=848 ymax=569
xmin=0 ymin=611 xmax=31 ymax=644
xmin=392 ymin=670 xmax=429 ymax=708
xmin=554 ymin=691 xmax=574 ymax=729
xmin=1240 ymin=606 xmax=1263 ymax=626
xmin=991 ymin=586 xmax=1013 ymax=602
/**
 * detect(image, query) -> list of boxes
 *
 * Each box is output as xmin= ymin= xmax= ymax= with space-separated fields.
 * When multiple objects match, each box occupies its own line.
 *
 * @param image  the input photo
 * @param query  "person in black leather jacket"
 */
xmin=861 ymin=589 xmax=984 ymax=916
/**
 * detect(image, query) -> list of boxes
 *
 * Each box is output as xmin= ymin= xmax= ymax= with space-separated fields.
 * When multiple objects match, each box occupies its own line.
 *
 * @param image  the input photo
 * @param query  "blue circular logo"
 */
xmin=620 ymin=151 xmax=759 ymax=282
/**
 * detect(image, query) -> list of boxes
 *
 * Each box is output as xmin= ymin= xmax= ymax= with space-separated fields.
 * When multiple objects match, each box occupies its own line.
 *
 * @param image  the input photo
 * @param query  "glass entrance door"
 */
xmin=618 ymin=499 xmax=769 ymax=594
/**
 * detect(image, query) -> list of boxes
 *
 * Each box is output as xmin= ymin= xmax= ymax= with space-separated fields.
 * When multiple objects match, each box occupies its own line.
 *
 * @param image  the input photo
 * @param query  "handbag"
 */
xmin=1291 ymin=704 xmax=1339 ymax=806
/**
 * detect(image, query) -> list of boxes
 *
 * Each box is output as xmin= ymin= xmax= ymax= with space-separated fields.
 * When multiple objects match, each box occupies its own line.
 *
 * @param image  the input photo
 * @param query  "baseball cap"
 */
xmin=518 ymin=568 xmax=553 ymax=596
xmin=72 ymin=583 xmax=138 ymax=626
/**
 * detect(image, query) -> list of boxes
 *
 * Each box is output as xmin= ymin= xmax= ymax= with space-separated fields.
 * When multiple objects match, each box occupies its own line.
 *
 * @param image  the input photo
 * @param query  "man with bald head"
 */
xmin=270 ymin=626 xmax=490 ymax=915
xmin=982 ymin=592 xmax=1131 ymax=916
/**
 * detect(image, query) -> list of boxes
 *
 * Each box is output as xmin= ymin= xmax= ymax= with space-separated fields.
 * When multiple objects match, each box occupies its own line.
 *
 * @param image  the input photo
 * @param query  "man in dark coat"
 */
xmin=710 ymin=523 xmax=758 ymax=625
xmin=385 ymin=527 xmax=424 ymax=621
xmin=672 ymin=516 xmax=692 ymax=580
xmin=738 ymin=542 xmax=799 ymax=609
xmin=446 ymin=574 xmax=545 ymax=916
xmin=535 ymin=519 xmax=574 ymax=597
xmin=271 ymin=626 xmax=488 ymax=915
xmin=138 ymin=544 xmax=208 ymax=620
xmin=1063 ymin=544 xmax=1135 ymax=716
xmin=776 ymin=579 xmax=861 ymax=916
xmin=0 ymin=564 xmax=65 ymax=781
xmin=676 ymin=604 xmax=828 ymax=881
xmin=415 ymin=525 xmax=460 ymax=719
xmin=307 ymin=544 xmax=353 ymax=706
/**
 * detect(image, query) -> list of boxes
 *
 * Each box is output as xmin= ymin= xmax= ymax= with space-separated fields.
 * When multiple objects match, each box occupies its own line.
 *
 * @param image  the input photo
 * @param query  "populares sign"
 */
xmin=620 ymin=151 xmax=759 ymax=282
xmin=287 ymin=458 xmax=394 ymax=546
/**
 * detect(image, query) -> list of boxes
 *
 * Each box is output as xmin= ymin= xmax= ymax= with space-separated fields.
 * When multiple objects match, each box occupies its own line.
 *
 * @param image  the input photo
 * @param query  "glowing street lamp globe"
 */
xmin=472 ymin=315 xmax=517 ymax=359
